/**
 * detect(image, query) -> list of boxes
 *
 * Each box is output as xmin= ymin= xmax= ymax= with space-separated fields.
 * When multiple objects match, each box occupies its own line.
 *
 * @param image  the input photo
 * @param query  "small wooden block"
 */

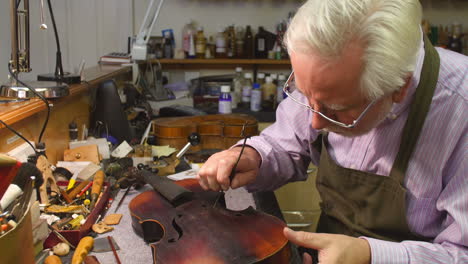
xmin=103 ymin=214 xmax=123 ymax=225
xmin=64 ymin=145 xmax=101 ymax=164
xmin=92 ymin=222 xmax=114 ymax=234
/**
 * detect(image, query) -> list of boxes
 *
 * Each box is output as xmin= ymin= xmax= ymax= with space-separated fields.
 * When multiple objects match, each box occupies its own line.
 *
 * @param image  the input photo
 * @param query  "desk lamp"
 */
xmin=37 ymin=0 xmax=80 ymax=84
xmin=0 ymin=0 xmax=69 ymax=99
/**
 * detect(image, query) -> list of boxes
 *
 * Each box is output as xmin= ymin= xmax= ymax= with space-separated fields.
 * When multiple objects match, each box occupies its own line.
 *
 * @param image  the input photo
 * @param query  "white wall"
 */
xmin=421 ymin=0 xmax=468 ymax=27
xmin=0 ymin=0 xmax=466 ymax=84
xmin=0 ymin=0 xmax=132 ymax=83
xmin=134 ymin=0 xmax=302 ymax=52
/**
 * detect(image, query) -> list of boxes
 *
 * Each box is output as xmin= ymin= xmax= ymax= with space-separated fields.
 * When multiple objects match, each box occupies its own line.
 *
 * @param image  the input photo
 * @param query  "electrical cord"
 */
xmin=0 ymin=119 xmax=37 ymax=155
xmin=7 ymin=63 xmax=50 ymax=145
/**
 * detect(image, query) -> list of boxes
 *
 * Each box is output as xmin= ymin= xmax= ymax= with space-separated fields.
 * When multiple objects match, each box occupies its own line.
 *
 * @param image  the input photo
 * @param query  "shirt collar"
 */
xmin=386 ymin=30 xmax=425 ymax=121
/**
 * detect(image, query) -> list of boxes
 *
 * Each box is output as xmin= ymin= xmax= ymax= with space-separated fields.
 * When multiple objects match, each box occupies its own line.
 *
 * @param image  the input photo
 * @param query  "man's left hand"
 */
xmin=283 ymin=227 xmax=371 ymax=264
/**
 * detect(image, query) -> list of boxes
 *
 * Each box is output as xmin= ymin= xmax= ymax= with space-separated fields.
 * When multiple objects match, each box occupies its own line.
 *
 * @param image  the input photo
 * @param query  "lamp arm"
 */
xmin=46 ymin=0 xmax=64 ymax=78
xmin=131 ymin=0 xmax=164 ymax=60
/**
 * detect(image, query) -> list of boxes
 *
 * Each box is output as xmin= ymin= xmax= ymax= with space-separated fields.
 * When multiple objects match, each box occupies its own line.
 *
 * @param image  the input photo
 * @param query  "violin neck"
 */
xmin=142 ymin=170 xmax=194 ymax=207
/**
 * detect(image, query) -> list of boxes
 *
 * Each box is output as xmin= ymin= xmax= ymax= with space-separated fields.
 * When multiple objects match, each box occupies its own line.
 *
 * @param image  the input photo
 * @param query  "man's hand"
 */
xmin=283 ymin=227 xmax=371 ymax=264
xmin=197 ymin=146 xmax=261 ymax=191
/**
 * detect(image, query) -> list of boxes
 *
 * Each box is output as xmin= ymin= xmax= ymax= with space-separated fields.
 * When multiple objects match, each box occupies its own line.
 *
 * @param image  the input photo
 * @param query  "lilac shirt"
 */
xmin=243 ymin=40 xmax=468 ymax=263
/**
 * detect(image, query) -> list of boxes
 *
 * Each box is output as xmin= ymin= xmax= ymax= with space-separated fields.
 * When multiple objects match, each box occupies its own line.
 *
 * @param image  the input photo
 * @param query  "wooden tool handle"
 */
xmin=91 ymin=171 xmax=105 ymax=196
xmin=44 ymin=255 xmax=62 ymax=264
xmin=67 ymin=180 xmax=91 ymax=198
xmin=72 ymin=236 xmax=94 ymax=264
xmin=0 ymin=153 xmax=18 ymax=166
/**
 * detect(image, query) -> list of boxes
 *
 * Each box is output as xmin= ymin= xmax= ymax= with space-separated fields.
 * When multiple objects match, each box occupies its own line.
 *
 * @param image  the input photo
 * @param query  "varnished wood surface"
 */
xmin=150 ymin=58 xmax=291 ymax=70
xmin=154 ymin=59 xmax=290 ymax=65
xmin=0 ymin=64 xmax=131 ymax=128
xmin=0 ymin=64 xmax=131 ymax=163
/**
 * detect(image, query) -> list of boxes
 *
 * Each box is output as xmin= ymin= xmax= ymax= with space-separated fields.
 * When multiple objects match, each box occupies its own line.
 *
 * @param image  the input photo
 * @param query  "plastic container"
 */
xmin=231 ymin=67 xmax=244 ymax=109
xmin=219 ymin=85 xmax=232 ymax=114
xmin=277 ymin=73 xmax=287 ymax=103
xmin=250 ymin=83 xmax=262 ymax=112
xmin=182 ymin=20 xmax=196 ymax=57
xmin=242 ymin=72 xmax=253 ymax=105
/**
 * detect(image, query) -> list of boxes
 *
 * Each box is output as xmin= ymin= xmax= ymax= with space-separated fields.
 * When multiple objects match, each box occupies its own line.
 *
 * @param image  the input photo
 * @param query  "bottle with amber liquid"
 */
xmin=244 ymin=25 xmax=255 ymax=59
xmin=195 ymin=27 xmax=206 ymax=59
xmin=226 ymin=25 xmax=236 ymax=58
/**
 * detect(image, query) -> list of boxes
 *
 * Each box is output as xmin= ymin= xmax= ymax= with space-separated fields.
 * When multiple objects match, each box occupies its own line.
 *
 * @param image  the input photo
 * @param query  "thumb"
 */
xmin=283 ymin=227 xmax=327 ymax=250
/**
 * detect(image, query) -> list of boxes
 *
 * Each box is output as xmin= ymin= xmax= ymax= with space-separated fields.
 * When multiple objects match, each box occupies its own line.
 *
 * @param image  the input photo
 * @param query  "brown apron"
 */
xmin=314 ymin=36 xmax=439 ymax=242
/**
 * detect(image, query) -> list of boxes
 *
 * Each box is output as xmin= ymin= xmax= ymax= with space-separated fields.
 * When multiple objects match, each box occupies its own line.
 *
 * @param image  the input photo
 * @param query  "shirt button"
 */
xmin=388 ymin=113 xmax=398 ymax=120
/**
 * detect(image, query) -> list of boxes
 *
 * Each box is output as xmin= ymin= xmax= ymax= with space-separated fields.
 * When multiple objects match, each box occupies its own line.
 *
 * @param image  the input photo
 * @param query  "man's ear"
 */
xmin=392 ymin=75 xmax=412 ymax=103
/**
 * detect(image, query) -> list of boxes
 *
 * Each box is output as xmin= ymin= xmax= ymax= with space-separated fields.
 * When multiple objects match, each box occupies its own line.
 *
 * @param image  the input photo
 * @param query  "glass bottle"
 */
xmin=219 ymin=85 xmax=232 ymax=114
xmin=250 ymin=83 xmax=262 ymax=112
xmin=226 ymin=25 xmax=236 ymax=58
xmin=242 ymin=72 xmax=253 ymax=107
xmin=195 ymin=27 xmax=206 ymax=59
xmin=215 ymin=28 xmax=227 ymax=58
xmin=255 ymin=26 xmax=268 ymax=59
xmin=277 ymin=73 xmax=286 ymax=104
xmin=231 ymin=67 xmax=244 ymax=109
xmin=235 ymin=26 xmax=245 ymax=58
xmin=448 ymin=23 xmax=463 ymax=53
xmin=244 ymin=25 xmax=255 ymax=59
xmin=256 ymin=72 xmax=265 ymax=85
xmin=182 ymin=20 xmax=196 ymax=57
xmin=261 ymin=76 xmax=276 ymax=111
xmin=163 ymin=31 xmax=173 ymax=59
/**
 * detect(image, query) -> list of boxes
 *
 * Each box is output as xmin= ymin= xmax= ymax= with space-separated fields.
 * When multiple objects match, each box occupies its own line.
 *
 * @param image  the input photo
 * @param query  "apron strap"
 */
xmin=390 ymin=35 xmax=440 ymax=184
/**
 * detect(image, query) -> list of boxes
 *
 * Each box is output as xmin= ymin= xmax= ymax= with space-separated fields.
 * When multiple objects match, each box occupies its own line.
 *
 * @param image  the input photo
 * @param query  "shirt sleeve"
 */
xmin=235 ymin=98 xmax=320 ymax=192
xmin=363 ymin=128 xmax=468 ymax=264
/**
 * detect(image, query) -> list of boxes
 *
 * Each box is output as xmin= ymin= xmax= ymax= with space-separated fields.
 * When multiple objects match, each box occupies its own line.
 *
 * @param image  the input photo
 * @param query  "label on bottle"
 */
xmin=242 ymin=86 xmax=252 ymax=102
xmin=196 ymin=43 xmax=206 ymax=54
xmin=219 ymin=100 xmax=232 ymax=114
xmin=250 ymin=89 xmax=262 ymax=112
xmin=258 ymin=38 xmax=265 ymax=51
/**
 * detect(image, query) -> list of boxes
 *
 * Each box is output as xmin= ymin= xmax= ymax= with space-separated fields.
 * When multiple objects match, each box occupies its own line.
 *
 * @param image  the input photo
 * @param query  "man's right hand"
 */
xmin=197 ymin=146 xmax=261 ymax=191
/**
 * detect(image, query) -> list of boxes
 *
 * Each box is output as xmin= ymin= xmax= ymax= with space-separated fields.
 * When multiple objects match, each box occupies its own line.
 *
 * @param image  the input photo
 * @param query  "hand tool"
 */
xmin=89 ymin=170 xmax=105 ymax=210
xmin=72 ymin=236 xmax=94 ymax=264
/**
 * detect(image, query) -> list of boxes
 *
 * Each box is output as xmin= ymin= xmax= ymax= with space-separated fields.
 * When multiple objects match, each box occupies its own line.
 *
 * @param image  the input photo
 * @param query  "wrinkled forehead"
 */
xmin=289 ymin=44 xmax=365 ymax=101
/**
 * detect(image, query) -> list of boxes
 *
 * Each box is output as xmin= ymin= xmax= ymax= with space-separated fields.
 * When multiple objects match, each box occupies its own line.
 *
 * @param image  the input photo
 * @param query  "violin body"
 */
xmin=152 ymin=114 xmax=258 ymax=151
xmin=129 ymin=179 xmax=290 ymax=264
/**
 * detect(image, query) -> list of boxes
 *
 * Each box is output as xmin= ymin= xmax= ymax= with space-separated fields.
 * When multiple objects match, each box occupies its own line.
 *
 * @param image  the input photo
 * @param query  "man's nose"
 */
xmin=311 ymin=112 xmax=331 ymax=130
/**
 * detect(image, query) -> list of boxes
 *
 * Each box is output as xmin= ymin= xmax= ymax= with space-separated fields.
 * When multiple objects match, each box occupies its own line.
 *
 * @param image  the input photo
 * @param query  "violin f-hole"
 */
xmin=141 ymin=220 xmax=165 ymax=243
xmin=169 ymin=217 xmax=184 ymax=242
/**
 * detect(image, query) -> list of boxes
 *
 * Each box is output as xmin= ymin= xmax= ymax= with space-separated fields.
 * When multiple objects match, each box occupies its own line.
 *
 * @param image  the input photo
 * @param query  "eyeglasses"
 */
xmin=282 ymin=71 xmax=378 ymax=128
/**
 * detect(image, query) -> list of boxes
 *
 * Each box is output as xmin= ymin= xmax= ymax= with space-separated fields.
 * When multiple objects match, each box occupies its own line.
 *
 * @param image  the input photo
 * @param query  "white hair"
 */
xmin=284 ymin=0 xmax=423 ymax=100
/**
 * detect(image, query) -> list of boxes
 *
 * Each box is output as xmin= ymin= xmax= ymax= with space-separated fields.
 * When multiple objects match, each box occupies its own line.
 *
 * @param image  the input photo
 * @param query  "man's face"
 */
xmin=289 ymin=43 xmax=394 ymax=137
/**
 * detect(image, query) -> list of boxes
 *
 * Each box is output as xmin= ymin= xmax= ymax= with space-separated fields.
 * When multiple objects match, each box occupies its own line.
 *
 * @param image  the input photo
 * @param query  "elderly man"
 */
xmin=198 ymin=0 xmax=467 ymax=263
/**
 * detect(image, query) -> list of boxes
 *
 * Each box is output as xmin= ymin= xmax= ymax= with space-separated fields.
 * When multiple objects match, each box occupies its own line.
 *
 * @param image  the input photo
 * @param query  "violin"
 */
xmin=129 ymin=171 xmax=291 ymax=264
xmin=153 ymin=114 xmax=258 ymax=152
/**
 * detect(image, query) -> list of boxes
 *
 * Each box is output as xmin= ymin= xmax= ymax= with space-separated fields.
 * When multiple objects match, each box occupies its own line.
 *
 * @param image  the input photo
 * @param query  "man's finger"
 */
xmin=283 ymin=227 xmax=327 ymax=250
xmin=302 ymin=252 xmax=312 ymax=264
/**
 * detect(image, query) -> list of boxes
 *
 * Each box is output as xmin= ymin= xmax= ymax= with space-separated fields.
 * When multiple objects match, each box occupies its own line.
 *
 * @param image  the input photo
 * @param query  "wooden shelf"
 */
xmin=149 ymin=58 xmax=291 ymax=70
xmin=0 ymin=64 xmax=131 ymax=128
